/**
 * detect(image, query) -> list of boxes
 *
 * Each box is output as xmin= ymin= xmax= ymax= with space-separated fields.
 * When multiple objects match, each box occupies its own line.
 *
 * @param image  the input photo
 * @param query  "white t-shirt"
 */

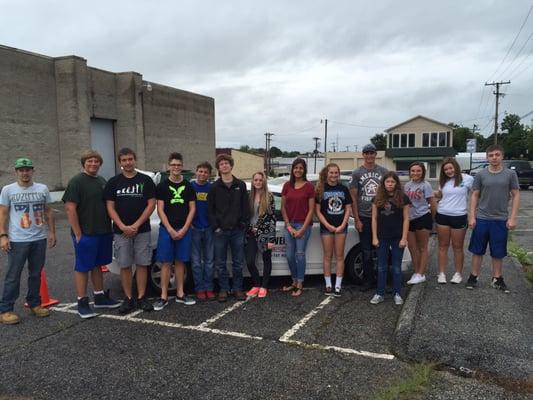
xmin=437 ymin=174 xmax=474 ymax=216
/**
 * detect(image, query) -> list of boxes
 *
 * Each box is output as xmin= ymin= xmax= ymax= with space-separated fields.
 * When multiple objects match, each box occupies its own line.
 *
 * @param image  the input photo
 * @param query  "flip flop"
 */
xmin=282 ymin=284 xmax=296 ymax=292
xmin=291 ymin=287 xmax=303 ymax=297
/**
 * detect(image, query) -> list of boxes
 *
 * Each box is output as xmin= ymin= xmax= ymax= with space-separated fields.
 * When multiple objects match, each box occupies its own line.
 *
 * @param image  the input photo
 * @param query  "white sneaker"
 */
xmin=370 ymin=294 xmax=384 ymax=304
xmin=394 ymin=294 xmax=404 ymax=305
xmin=437 ymin=273 xmax=447 ymax=284
xmin=407 ymin=273 xmax=420 ymax=285
xmin=450 ymin=272 xmax=463 ymax=284
xmin=417 ymin=274 xmax=427 ymax=284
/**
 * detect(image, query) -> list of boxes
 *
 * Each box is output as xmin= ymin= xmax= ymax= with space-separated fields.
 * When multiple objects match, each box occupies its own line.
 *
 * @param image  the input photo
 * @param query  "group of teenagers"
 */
xmin=0 ymin=141 xmax=520 ymax=324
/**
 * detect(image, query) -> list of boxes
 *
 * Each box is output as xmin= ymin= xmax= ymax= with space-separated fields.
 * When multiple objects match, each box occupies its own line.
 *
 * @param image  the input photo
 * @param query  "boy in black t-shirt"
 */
xmin=104 ymin=148 xmax=156 ymax=313
xmin=153 ymin=153 xmax=196 ymax=310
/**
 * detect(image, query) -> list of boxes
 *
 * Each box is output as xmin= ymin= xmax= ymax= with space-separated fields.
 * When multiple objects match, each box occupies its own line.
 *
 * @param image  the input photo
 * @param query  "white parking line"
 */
xmin=198 ymin=297 xmax=251 ymax=328
xmin=282 ymin=338 xmax=395 ymax=360
xmin=51 ymin=307 xmax=263 ymax=340
xmin=279 ymin=296 xmax=333 ymax=342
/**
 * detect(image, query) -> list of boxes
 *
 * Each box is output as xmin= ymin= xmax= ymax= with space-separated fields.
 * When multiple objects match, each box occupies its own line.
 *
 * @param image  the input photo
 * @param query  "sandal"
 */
xmin=282 ymin=284 xmax=297 ymax=292
xmin=291 ymin=287 xmax=303 ymax=297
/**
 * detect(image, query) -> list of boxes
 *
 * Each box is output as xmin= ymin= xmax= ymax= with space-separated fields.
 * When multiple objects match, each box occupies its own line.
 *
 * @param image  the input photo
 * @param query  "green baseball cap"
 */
xmin=14 ymin=158 xmax=34 ymax=169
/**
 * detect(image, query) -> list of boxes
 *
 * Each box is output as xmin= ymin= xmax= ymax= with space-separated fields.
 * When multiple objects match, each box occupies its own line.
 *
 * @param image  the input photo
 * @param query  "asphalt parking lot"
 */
xmin=1 ymin=191 xmax=532 ymax=400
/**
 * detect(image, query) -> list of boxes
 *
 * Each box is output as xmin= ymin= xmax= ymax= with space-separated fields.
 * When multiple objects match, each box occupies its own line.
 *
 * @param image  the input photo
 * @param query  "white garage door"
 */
xmin=90 ymin=118 xmax=116 ymax=180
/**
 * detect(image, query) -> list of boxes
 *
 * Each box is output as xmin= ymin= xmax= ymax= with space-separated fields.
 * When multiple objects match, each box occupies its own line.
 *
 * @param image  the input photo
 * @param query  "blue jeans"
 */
xmin=0 ymin=239 xmax=47 ymax=312
xmin=359 ymin=216 xmax=376 ymax=285
xmin=191 ymin=227 xmax=214 ymax=291
xmin=214 ymin=229 xmax=245 ymax=292
xmin=284 ymin=223 xmax=311 ymax=283
xmin=376 ymin=238 xmax=404 ymax=297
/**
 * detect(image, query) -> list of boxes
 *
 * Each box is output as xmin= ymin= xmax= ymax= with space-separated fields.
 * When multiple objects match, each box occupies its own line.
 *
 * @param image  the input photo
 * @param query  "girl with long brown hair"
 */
xmin=370 ymin=172 xmax=410 ymax=305
xmin=315 ymin=163 xmax=352 ymax=296
xmin=434 ymin=157 xmax=473 ymax=284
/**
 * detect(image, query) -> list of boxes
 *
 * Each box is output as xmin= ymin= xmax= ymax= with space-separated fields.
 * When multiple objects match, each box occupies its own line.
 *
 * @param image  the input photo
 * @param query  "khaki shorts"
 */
xmin=113 ymin=231 xmax=152 ymax=268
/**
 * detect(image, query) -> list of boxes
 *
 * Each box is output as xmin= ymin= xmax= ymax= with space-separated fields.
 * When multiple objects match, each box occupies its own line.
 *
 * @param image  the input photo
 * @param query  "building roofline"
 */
xmin=385 ymin=115 xmax=452 ymax=132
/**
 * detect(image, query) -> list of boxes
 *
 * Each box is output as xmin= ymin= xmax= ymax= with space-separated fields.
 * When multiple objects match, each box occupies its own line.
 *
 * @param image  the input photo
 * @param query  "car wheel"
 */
xmin=147 ymin=255 xmax=195 ymax=296
xmin=344 ymin=244 xmax=363 ymax=284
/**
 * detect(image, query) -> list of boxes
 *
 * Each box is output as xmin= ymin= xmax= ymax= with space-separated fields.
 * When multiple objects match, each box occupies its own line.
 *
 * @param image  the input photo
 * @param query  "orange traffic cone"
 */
xmin=39 ymin=270 xmax=59 ymax=307
xmin=100 ymin=265 xmax=109 ymax=273
xmin=24 ymin=269 xmax=59 ymax=308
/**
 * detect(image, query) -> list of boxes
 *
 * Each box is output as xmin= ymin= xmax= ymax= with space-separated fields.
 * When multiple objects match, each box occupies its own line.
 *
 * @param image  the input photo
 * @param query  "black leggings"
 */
xmin=245 ymin=238 xmax=272 ymax=288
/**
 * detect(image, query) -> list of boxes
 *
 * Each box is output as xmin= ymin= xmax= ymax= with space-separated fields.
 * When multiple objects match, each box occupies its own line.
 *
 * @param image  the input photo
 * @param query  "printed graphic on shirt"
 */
xmin=170 ymin=185 xmax=186 ymax=204
xmin=381 ymin=201 xmax=394 ymax=216
xmin=406 ymin=187 xmax=424 ymax=201
xmin=12 ymin=194 xmax=47 ymax=228
xmin=115 ymin=183 xmax=145 ymax=197
xmin=196 ymin=192 xmax=208 ymax=201
xmin=323 ymin=191 xmax=345 ymax=215
xmin=359 ymin=172 xmax=381 ymax=202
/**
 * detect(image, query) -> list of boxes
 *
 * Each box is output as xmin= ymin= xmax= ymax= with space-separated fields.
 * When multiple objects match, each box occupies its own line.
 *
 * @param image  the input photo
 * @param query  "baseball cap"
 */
xmin=14 ymin=158 xmax=34 ymax=169
xmin=362 ymin=144 xmax=377 ymax=153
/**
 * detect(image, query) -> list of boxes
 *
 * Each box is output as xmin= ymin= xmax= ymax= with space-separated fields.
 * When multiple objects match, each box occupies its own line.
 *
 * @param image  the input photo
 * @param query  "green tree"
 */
xmin=269 ymin=146 xmax=283 ymax=158
xmin=370 ymin=133 xmax=387 ymax=150
xmin=501 ymin=114 xmax=528 ymax=159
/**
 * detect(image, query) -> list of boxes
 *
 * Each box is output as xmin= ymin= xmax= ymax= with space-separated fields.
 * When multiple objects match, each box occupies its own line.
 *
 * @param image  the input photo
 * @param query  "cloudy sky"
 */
xmin=2 ymin=0 xmax=533 ymax=153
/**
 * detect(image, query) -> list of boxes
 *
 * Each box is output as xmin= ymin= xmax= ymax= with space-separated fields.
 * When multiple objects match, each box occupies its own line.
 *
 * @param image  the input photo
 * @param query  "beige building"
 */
xmin=215 ymin=149 xmax=264 ymax=180
xmin=384 ymin=115 xmax=456 ymax=179
xmin=326 ymin=150 xmax=394 ymax=172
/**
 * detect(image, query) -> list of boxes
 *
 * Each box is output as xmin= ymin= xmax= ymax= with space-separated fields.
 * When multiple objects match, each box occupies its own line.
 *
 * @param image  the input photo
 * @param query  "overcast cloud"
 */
xmin=2 ymin=0 xmax=533 ymax=153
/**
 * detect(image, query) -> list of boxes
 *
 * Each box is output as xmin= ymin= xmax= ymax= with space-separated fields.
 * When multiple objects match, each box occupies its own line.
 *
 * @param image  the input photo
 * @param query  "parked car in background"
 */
xmin=108 ymin=171 xmax=411 ymax=294
xmin=469 ymin=160 xmax=533 ymax=189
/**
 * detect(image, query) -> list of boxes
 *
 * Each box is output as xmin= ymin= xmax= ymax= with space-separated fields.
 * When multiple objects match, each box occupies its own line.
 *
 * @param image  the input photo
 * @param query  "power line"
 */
xmin=485 ymin=81 xmax=511 ymax=144
xmin=328 ymin=119 xmax=388 ymax=129
xmin=499 ymin=29 xmax=533 ymax=79
xmin=488 ymin=3 xmax=533 ymax=81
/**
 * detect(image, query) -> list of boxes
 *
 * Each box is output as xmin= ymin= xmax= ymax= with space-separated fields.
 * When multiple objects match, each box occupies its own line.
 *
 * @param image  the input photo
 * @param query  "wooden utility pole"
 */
xmin=321 ymin=119 xmax=328 ymax=153
xmin=264 ymin=132 xmax=274 ymax=174
xmin=313 ymin=137 xmax=320 ymax=173
xmin=485 ymin=81 xmax=510 ymax=144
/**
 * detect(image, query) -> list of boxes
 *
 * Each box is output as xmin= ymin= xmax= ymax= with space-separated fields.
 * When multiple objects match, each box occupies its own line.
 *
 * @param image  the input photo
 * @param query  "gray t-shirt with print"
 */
xmin=473 ymin=168 xmax=519 ymax=220
xmin=404 ymin=180 xmax=433 ymax=220
xmin=0 ymin=182 xmax=51 ymax=242
xmin=350 ymin=165 xmax=388 ymax=218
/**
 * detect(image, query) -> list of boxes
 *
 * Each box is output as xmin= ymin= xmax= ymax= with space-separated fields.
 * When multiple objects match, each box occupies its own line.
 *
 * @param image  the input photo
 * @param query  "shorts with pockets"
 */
xmin=72 ymin=233 xmax=113 ymax=272
xmin=114 ymin=231 xmax=152 ymax=268
xmin=156 ymin=225 xmax=192 ymax=263
xmin=468 ymin=218 xmax=508 ymax=259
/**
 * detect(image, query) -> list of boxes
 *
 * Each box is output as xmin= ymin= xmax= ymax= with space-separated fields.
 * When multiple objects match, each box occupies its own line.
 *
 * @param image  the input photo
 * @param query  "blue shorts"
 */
xmin=72 ymin=233 xmax=113 ymax=272
xmin=468 ymin=219 xmax=508 ymax=259
xmin=156 ymin=225 xmax=192 ymax=263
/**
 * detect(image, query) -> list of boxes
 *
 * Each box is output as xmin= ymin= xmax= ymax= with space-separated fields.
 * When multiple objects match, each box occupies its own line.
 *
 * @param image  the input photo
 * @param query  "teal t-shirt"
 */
xmin=0 ymin=182 xmax=51 ymax=242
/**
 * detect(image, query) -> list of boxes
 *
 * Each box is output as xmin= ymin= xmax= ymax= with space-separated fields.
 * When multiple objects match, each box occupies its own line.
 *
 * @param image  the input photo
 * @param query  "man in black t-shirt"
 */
xmin=153 ymin=152 xmax=196 ymax=311
xmin=105 ymin=148 xmax=156 ymax=314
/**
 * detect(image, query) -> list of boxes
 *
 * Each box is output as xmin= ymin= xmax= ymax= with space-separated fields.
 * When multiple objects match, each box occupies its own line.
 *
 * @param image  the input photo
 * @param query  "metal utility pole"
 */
xmin=321 ymin=119 xmax=328 ymax=153
xmin=485 ymin=81 xmax=510 ymax=144
xmin=312 ymin=137 xmax=320 ymax=173
xmin=264 ymin=132 xmax=274 ymax=175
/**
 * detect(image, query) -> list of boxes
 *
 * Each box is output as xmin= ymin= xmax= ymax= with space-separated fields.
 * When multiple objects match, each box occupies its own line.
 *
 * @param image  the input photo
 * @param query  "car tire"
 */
xmin=147 ymin=254 xmax=194 ymax=296
xmin=344 ymin=244 xmax=363 ymax=284
xmin=520 ymin=184 xmax=529 ymax=190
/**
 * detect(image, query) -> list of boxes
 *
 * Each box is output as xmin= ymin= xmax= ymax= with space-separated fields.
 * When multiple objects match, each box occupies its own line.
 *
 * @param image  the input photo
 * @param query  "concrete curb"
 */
xmin=392 ymin=236 xmax=436 ymax=361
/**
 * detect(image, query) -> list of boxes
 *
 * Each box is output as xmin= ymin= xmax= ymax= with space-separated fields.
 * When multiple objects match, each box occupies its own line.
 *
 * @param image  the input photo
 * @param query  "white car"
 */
xmin=108 ymin=172 xmax=411 ymax=294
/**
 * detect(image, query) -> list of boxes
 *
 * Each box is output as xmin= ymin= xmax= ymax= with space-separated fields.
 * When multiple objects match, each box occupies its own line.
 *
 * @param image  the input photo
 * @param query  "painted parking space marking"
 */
xmin=198 ymin=297 xmax=251 ymax=328
xmin=278 ymin=296 xmax=333 ymax=342
xmin=51 ymin=290 xmax=396 ymax=361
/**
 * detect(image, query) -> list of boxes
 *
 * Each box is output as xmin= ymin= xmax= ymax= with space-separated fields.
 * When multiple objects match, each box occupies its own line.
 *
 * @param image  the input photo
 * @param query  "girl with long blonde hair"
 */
xmin=245 ymin=172 xmax=276 ymax=298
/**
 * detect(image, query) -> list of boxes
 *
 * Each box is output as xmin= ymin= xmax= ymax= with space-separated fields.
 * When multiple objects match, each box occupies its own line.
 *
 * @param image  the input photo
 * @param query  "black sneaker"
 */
xmin=492 ymin=277 xmax=510 ymax=293
xmin=333 ymin=288 xmax=342 ymax=298
xmin=137 ymin=296 xmax=154 ymax=312
xmin=118 ymin=297 xmax=136 ymax=314
xmin=465 ymin=274 xmax=478 ymax=289
xmin=175 ymin=295 xmax=196 ymax=306
xmin=94 ymin=290 xmax=121 ymax=309
xmin=324 ymin=286 xmax=333 ymax=296
xmin=77 ymin=297 xmax=98 ymax=319
xmin=153 ymin=298 xmax=168 ymax=311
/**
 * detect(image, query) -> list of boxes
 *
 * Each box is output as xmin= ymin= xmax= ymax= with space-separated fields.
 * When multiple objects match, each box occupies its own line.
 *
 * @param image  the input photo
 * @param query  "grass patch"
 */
xmin=507 ymin=240 xmax=533 ymax=285
xmin=371 ymin=363 xmax=434 ymax=400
